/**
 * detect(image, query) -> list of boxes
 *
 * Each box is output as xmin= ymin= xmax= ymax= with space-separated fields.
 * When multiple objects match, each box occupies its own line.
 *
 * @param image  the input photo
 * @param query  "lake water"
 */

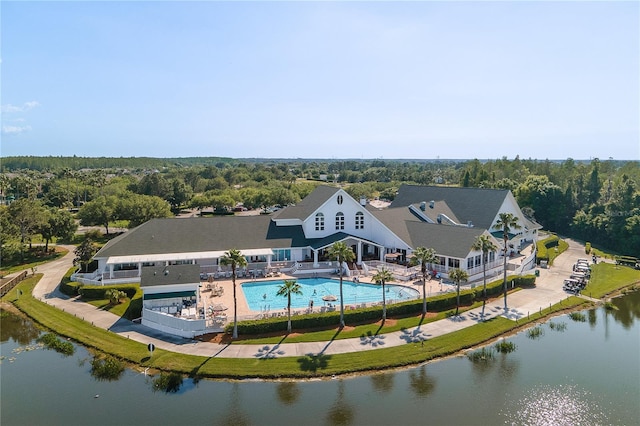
xmin=241 ymin=277 xmax=419 ymax=311
xmin=2 ymin=291 xmax=639 ymax=426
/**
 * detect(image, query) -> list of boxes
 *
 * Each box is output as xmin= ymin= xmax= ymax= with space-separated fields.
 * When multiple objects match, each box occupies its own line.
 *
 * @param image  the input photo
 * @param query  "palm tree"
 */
xmin=327 ymin=241 xmax=355 ymax=328
xmin=219 ymin=248 xmax=248 ymax=339
xmin=372 ymin=267 xmax=394 ymax=321
xmin=492 ymin=213 xmax=521 ymax=310
xmin=276 ymin=279 xmax=303 ymax=333
xmin=449 ymin=268 xmax=469 ymax=315
xmin=409 ymin=246 xmax=437 ymax=315
xmin=471 ymin=235 xmax=498 ymax=316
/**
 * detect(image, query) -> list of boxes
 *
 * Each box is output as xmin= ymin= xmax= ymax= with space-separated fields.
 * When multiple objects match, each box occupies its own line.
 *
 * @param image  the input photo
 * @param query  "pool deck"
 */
xmin=25 ymin=240 xmax=599 ymax=359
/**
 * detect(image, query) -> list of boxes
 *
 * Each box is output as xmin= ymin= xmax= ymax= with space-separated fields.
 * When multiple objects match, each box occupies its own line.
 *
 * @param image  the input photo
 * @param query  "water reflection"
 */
xmin=0 ymin=309 xmax=41 ymax=345
xmin=326 ymin=380 xmax=354 ymax=426
xmin=369 ymin=372 xmax=394 ymax=393
xmin=215 ymin=382 xmax=251 ymax=426
xmin=608 ymin=290 xmax=640 ymax=329
xmin=276 ymin=381 xmax=301 ymax=405
xmin=505 ymin=384 xmax=608 ymax=425
xmin=408 ymin=365 xmax=436 ymax=398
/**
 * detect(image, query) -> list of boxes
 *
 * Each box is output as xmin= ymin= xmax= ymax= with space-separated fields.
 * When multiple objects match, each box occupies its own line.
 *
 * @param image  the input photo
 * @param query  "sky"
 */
xmin=1 ymin=1 xmax=639 ymax=160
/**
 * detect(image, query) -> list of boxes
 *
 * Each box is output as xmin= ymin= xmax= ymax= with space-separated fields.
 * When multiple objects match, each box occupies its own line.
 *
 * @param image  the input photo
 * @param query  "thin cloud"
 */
xmin=2 ymin=125 xmax=32 ymax=135
xmin=1 ymin=101 xmax=40 ymax=113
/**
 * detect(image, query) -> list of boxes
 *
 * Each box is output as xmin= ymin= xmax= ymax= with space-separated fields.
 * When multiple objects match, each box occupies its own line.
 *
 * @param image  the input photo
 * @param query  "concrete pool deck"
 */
xmin=23 ymin=240 xmax=597 ymax=359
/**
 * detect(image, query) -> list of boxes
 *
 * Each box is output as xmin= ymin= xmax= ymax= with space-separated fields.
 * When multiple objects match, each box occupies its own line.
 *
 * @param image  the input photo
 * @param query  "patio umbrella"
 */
xmin=322 ymin=295 xmax=338 ymax=302
xmin=211 ymin=303 xmax=228 ymax=311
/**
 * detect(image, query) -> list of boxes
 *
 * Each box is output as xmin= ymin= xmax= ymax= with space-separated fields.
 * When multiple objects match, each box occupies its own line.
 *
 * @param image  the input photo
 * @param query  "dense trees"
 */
xmin=1 ymin=156 xmax=638 ymax=257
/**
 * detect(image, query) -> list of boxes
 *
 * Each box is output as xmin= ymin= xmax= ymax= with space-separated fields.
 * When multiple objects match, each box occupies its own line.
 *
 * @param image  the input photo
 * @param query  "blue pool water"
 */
xmin=241 ymin=277 xmax=419 ymax=311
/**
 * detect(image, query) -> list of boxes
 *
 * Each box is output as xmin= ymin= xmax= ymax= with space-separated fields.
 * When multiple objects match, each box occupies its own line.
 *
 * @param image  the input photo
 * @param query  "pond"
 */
xmin=2 ymin=291 xmax=639 ymax=425
xmin=241 ymin=277 xmax=419 ymax=311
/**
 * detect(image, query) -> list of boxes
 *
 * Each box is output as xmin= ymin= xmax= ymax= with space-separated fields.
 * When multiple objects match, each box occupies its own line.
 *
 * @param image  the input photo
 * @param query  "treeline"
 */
xmin=0 ymin=156 xmax=237 ymax=171
xmin=1 ymin=156 xmax=638 ymax=257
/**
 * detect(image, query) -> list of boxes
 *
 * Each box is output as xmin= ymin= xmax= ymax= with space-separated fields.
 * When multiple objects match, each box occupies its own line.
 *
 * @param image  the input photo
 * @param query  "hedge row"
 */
xmin=536 ymin=235 xmax=561 ymax=264
xmin=79 ymin=284 xmax=138 ymax=300
xmin=227 ymin=274 xmax=536 ymax=335
xmin=59 ymin=271 xmax=138 ymax=300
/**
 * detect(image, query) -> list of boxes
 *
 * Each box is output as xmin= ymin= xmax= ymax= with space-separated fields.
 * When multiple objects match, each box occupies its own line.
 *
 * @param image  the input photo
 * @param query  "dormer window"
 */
xmin=355 ymin=212 xmax=364 ymax=229
xmin=335 ymin=212 xmax=344 ymax=230
xmin=337 ymin=195 xmax=343 ymax=205
xmin=315 ymin=213 xmax=325 ymax=231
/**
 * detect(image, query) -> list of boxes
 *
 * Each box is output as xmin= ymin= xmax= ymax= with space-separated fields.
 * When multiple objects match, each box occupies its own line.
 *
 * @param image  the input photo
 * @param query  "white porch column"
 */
xmin=357 ymin=241 xmax=363 ymax=265
xmin=379 ymin=249 xmax=385 ymax=262
xmin=313 ymin=249 xmax=319 ymax=267
xmin=137 ymin=262 xmax=142 ymax=277
xmin=109 ymin=264 xmax=114 ymax=279
xmin=267 ymin=254 xmax=272 ymax=268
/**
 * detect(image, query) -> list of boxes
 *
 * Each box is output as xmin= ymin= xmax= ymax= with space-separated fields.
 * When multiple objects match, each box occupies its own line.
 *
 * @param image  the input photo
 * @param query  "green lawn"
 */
xmin=0 ymin=246 xmax=68 ymax=276
xmin=234 ymin=300 xmax=489 ymax=345
xmin=584 ymin=263 xmax=640 ymax=299
xmin=85 ymin=288 xmax=143 ymax=320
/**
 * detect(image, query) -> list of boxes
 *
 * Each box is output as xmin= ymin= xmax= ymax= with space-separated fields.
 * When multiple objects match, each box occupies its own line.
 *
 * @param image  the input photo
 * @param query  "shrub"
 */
xmin=79 ymin=284 xmax=138 ymax=300
xmin=90 ymin=355 xmax=125 ymax=381
xmin=548 ymin=321 xmax=567 ymax=332
xmin=37 ymin=333 xmax=75 ymax=356
xmin=585 ymin=242 xmax=591 ymax=254
xmin=105 ymin=288 xmax=127 ymax=305
xmin=494 ymin=341 xmax=516 ymax=353
xmin=152 ymin=373 xmax=183 ymax=393
xmin=526 ymin=326 xmax=544 ymax=339
xmin=467 ymin=346 xmax=495 ymax=362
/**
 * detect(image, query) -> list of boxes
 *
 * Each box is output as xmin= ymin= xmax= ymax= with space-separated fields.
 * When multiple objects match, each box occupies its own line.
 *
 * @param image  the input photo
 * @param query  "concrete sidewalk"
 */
xmin=23 ymin=240 xmax=593 ymax=359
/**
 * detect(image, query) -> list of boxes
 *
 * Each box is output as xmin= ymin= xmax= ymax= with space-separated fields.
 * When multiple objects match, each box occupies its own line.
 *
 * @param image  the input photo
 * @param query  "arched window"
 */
xmin=315 ymin=213 xmax=324 ymax=231
xmin=335 ymin=212 xmax=344 ymax=230
xmin=355 ymin=212 xmax=364 ymax=229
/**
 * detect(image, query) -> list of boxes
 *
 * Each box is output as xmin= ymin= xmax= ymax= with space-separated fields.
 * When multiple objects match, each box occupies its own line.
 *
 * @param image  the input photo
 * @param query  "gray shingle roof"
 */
xmin=95 ymin=216 xmax=308 ymax=258
xmin=390 ymin=184 xmax=509 ymax=229
xmin=370 ymin=206 xmax=485 ymax=258
xmin=410 ymin=201 xmax=460 ymax=224
xmin=140 ymin=264 xmax=200 ymax=287
xmin=274 ymin=185 xmax=340 ymax=220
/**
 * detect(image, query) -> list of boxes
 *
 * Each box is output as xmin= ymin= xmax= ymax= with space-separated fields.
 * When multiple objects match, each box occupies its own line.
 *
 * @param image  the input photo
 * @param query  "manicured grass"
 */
xmin=234 ymin=300 xmax=489 ymax=345
xmin=584 ymin=263 xmax=640 ymax=299
xmin=4 ymin=276 xmax=589 ymax=378
xmin=0 ymin=246 xmax=68 ymax=276
xmin=85 ymin=288 xmax=143 ymax=320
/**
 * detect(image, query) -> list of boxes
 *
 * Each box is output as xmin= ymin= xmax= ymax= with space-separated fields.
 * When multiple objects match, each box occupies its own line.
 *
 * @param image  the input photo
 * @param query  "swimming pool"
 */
xmin=241 ymin=277 xmax=420 ymax=311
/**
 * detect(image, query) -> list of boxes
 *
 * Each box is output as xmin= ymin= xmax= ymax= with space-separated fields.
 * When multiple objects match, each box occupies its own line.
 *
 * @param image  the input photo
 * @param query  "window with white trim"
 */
xmin=355 ymin=212 xmax=364 ymax=229
xmin=337 ymin=195 xmax=343 ymax=205
xmin=467 ymin=258 xmax=474 ymax=269
xmin=315 ymin=213 xmax=324 ymax=231
xmin=335 ymin=212 xmax=344 ymax=230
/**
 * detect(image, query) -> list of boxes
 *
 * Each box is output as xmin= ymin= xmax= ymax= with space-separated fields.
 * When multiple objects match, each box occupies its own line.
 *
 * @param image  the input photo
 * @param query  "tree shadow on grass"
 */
xmin=297 ymin=353 xmax=332 ymax=373
xmin=254 ymin=334 xmax=288 ymax=359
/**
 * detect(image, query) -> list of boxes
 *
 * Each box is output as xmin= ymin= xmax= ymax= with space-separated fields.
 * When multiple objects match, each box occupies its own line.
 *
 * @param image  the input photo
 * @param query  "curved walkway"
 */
xmin=22 ymin=241 xmax=593 ymax=359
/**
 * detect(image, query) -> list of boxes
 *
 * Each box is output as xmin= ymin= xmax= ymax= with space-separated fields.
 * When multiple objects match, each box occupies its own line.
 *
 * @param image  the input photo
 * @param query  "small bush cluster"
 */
xmin=79 ymin=284 xmax=138 ymax=300
xmin=548 ymin=321 xmax=567 ymax=332
xmin=37 ymin=333 xmax=75 ymax=356
xmin=526 ymin=326 xmax=544 ymax=339
xmin=90 ymin=355 xmax=125 ymax=381
xmin=467 ymin=346 xmax=495 ymax=362
xmin=152 ymin=373 xmax=183 ymax=393
xmin=494 ymin=340 xmax=517 ymax=353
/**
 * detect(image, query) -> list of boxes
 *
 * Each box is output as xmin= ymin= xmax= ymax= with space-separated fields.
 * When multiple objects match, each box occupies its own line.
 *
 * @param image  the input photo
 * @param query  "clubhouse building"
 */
xmin=72 ymin=184 xmax=540 ymax=337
